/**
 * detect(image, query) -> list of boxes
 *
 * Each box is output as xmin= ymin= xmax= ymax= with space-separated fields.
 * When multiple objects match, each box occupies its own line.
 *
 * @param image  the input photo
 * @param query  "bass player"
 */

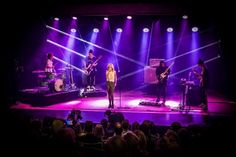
xmin=84 ymin=49 xmax=98 ymax=90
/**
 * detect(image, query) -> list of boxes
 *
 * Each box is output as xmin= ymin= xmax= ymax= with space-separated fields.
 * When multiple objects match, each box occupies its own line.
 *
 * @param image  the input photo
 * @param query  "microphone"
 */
xmin=188 ymin=71 xmax=192 ymax=81
xmin=189 ymin=71 xmax=192 ymax=76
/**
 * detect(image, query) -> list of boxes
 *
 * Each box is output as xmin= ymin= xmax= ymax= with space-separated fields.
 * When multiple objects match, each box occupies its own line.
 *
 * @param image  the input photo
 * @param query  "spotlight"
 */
xmin=143 ymin=28 xmax=149 ymax=32
xmin=93 ymin=28 xmax=99 ymax=32
xmin=127 ymin=16 xmax=132 ymax=19
xmin=167 ymin=27 xmax=173 ymax=32
xmin=72 ymin=16 xmax=77 ymax=20
xmin=54 ymin=17 xmax=59 ymax=21
xmin=116 ymin=28 xmax=123 ymax=32
xmin=192 ymin=27 xmax=198 ymax=32
xmin=104 ymin=17 xmax=109 ymax=20
xmin=182 ymin=15 xmax=188 ymax=19
xmin=71 ymin=28 xmax=76 ymax=32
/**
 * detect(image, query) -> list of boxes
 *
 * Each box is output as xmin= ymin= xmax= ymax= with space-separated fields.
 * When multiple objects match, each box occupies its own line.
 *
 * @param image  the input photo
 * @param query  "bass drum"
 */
xmin=49 ymin=79 xmax=64 ymax=92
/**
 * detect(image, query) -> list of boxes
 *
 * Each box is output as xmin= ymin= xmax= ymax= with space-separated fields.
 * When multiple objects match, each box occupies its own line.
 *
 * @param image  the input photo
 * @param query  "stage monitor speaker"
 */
xmin=139 ymin=101 xmax=161 ymax=106
xmin=81 ymin=88 xmax=107 ymax=97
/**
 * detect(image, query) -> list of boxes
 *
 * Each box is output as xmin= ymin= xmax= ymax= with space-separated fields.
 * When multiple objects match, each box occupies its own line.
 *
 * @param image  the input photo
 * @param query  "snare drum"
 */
xmin=48 ymin=78 xmax=64 ymax=92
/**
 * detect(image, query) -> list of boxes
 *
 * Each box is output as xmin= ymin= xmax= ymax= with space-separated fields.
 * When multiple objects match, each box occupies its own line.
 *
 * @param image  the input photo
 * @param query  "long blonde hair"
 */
xmin=107 ymin=63 xmax=114 ymax=71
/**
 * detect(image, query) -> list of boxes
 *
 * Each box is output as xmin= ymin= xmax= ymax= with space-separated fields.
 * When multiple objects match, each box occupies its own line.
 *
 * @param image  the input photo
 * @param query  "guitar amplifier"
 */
xmin=149 ymin=58 xmax=164 ymax=67
xmin=144 ymin=66 xmax=158 ymax=84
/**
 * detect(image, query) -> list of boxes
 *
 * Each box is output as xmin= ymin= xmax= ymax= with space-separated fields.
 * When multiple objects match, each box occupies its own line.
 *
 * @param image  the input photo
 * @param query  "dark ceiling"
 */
xmin=4 ymin=0 xmax=232 ymax=17
xmin=1 ymin=0 xmax=236 ymax=104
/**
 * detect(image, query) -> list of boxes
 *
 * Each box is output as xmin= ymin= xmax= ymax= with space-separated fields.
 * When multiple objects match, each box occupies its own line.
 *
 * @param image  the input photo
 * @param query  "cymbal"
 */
xmin=32 ymin=70 xmax=44 ymax=73
xmin=65 ymin=67 xmax=74 ymax=70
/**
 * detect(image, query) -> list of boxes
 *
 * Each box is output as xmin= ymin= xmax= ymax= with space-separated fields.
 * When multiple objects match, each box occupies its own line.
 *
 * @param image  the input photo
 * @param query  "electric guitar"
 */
xmin=84 ymin=55 xmax=102 ymax=75
xmin=192 ymin=69 xmax=203 ymax=86
xmin=159 ymin=62 xmax=174 ymax=82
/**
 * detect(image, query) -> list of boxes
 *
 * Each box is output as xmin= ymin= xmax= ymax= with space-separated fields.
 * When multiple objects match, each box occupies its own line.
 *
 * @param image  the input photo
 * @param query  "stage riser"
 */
xmin=18 ymin=90 xmax=80 ymax=106
xmin=18 ymin=88 xmax=107 ymax=106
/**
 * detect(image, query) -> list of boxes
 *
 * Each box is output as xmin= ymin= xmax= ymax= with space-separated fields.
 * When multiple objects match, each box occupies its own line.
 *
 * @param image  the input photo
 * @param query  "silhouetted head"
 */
xmin=198 ymin=59 xmax=204 ymax=66
xmin=104 ymin=110 xmax=112 ymax=116
xmin=160 ymin=60 xmax=165 ymax=67
xmin=114 ymin=122 xmax=123 ymax=136
xmin=84 ymin=120 xmax=93 ymax=133
xmin=88 ymin=49 xmax=94 ymax=58
xmin=47 ymin=53 xmax=53 ymax=59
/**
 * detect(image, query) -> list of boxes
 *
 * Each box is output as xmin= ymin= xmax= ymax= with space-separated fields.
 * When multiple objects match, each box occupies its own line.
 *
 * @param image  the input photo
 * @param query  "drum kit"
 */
xmin=32 ymin=66 xmax=76 ymax=92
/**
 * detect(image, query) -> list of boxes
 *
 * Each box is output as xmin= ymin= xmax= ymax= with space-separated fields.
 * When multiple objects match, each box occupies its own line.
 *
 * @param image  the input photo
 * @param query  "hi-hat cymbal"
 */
xmin=32 ymin=70 xmax=44 ymax=73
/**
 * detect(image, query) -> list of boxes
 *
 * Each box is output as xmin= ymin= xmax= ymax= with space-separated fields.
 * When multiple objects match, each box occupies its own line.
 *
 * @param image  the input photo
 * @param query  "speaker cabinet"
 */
xmin=144 ymin=66 xmax=158 ymax=84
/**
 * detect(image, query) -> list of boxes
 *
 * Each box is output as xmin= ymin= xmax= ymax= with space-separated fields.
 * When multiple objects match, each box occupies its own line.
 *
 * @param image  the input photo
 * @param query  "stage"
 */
xmin=11 ymin=89 xmax=236 ymax=126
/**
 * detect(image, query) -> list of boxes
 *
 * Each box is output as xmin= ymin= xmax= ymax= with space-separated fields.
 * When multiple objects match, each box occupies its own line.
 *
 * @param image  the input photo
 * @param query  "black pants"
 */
xmin=107 ymin=81 xmax=115 ymax=108
xmin=200 ymin=86 xmax=208 ymax=106
xmin=87 ymin=71 xmax=96 ymax=87
xmin=156 ymin=82 xmax=167 ymax=103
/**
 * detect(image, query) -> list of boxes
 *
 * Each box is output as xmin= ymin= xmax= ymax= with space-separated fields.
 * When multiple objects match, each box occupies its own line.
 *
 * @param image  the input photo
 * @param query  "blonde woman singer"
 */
xmin=106 ymin=63 xmax=117 ymax=108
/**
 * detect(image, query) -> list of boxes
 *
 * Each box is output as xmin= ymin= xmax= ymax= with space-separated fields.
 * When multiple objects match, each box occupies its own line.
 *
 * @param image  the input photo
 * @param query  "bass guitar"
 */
xmin=84 ymin=55 xmax=102 ymax=75
xmin=192 ymin=68 xmax=203 ymax=86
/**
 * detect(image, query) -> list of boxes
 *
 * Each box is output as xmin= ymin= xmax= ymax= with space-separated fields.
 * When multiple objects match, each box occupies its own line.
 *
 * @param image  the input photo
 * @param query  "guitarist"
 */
xmin=155 ymin=61 xmax=170 ymax=105
xmin=193 ymin=59 xmax=208 ymax=111
xmin=85 ymin=49 xmax=97 ymax=90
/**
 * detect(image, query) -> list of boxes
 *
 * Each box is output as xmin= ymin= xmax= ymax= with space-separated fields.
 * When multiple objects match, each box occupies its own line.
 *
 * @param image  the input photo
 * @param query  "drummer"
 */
xmin=45 ymin=53 xmax=56 ymax=80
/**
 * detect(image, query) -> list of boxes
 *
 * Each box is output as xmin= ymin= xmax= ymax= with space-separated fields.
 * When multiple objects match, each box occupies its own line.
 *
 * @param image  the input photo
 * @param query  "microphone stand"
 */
xmin=116 ymin=75 xmax=129 ymax=110
xmin=116 ymin=76 xmax=122 ymax=109
xmin=69 ymin=55 xmax=76 ymax=90
xmin=173 ymin=72 xmax=192 ymax=112
xmin=119 ymin=77 xmax=122 ymax=109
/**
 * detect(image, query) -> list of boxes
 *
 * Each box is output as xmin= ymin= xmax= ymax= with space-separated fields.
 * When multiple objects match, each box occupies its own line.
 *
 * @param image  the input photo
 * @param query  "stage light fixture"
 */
xmin=167 ymin=27 xmax=173 ymax=32
xmin=71 ymin=28 xmax=76 ymax=33
xmin=143 ymin=28 xmax=149 ymax=32
xmin=127 ymin=16 xmax=132 ymax=19
xmin=116 ymin=28 xmax=123 ymax=32
xmin=182 ymin=15 xmax=188 ymax=19
xmin=93 ymin=28 xmax=99 ymax=32
xmin=192 ymin=27 xmax=198 ymax=32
